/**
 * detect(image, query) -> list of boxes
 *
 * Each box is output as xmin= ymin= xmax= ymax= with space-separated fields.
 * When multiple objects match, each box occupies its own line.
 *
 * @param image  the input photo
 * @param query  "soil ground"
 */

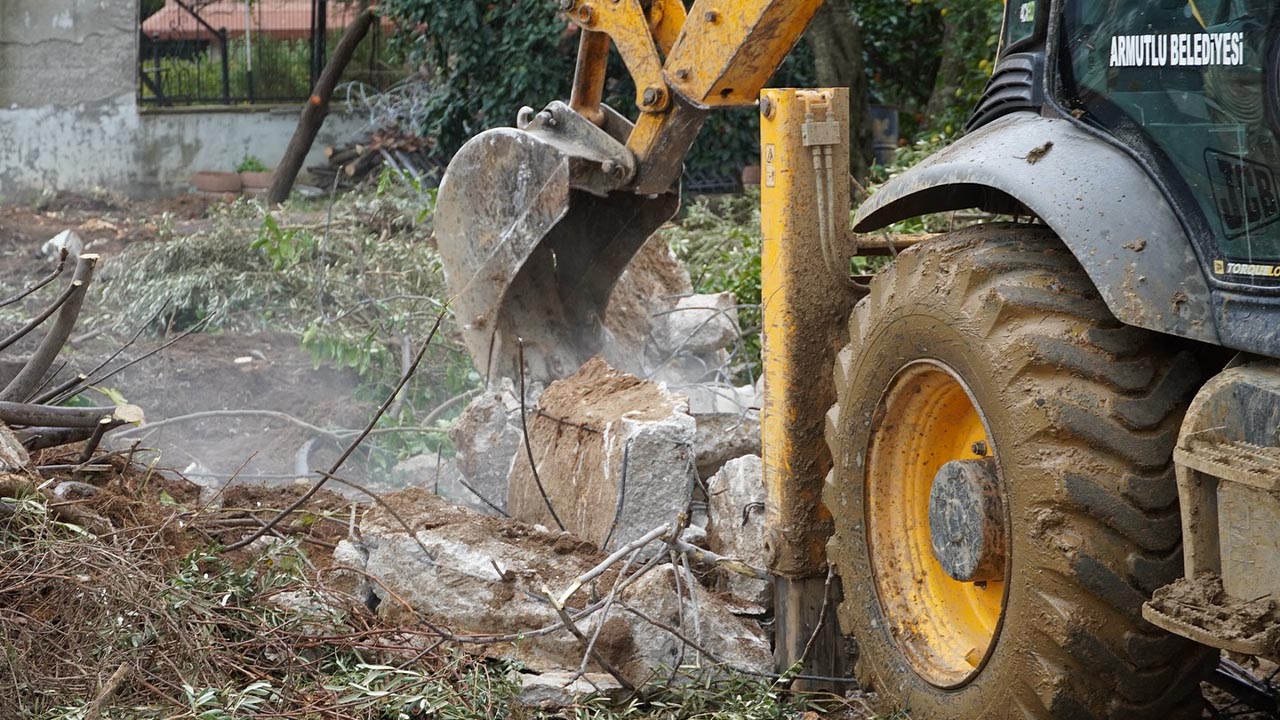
xmin=0 ymin=192 xmax=376 ymax=490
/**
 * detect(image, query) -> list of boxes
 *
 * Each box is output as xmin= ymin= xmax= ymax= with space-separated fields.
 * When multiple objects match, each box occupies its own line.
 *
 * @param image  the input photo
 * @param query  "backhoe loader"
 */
xmin=433 ymin=0 xmax=1280 ymax=717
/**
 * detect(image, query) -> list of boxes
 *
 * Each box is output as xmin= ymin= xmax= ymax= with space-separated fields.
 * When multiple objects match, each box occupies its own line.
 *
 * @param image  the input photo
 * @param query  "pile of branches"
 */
xmin=0 ymin=468 xmax=818 ymax=719
xmin=0 ymin=251 xmax=147 ymax=459
xmin=0 ymin=479 xmax=511 ymax=719
xmin=307 ymin=128 xmax=444 ymax=190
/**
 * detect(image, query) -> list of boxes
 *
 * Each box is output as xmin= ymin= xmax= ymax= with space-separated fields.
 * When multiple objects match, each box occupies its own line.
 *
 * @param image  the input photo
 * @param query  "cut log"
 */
xmin=327 ymin=146 xmax=360 ymax=166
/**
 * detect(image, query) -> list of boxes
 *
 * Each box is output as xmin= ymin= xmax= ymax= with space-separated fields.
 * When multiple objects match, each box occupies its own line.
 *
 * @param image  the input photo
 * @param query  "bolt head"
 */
xmin=674 ymin=68 xmax=690 ymax=81
xmin=703 ymin=9 xmax=719 ymax=22
xmin=760 ymin=96 xmax=774 ymax=119
xmin=577 ymin=5 xmax=593 ymax=23
xmin=559 ymin=0 xmax=575 ymax=9
xmin=642 ymin=87 xmax=659 ymax=106
xmin=971 ymin=440 xmax=988 ymax=456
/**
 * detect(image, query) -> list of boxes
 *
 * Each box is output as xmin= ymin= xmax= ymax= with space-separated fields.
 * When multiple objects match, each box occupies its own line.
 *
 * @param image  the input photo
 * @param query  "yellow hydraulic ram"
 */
xmin=760 ymin=88 xmax=859 ymax=684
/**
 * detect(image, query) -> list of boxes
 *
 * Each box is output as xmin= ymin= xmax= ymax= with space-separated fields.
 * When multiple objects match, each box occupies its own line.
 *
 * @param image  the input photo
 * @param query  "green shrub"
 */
xmin=236 ymin=155 xmax=268 ymax=173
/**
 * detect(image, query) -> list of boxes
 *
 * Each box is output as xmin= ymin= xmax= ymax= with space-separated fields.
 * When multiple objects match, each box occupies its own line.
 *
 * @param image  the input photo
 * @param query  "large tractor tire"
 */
xmin=823 ymin=225 xmax=1212 ymax=718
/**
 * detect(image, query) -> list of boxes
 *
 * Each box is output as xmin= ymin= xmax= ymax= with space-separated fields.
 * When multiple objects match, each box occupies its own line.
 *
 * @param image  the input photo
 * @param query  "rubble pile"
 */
xmin=706 ymin=455 xmax=771 ymax=609
xmin=359 ymin=276 xmax=774 ymax=706
xmin=337 ymin=491 xmax=774 ymax=691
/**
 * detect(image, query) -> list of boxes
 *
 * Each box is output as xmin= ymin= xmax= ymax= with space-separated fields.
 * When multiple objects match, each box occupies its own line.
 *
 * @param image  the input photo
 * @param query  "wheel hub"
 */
xmin=863 ymin=360 xmax=1008 ymax=687
xmin=928 ymin=458 xmax=1006 ymax=584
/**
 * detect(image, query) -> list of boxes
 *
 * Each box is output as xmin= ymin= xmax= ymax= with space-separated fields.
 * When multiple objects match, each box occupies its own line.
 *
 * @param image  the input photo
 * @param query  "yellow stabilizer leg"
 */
xmin=759 ymin=88 xmax=859 ymax=687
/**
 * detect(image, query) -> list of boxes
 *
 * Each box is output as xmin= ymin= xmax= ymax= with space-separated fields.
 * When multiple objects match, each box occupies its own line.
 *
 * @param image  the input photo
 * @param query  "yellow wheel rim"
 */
xmin=865 ymin=360 xmax=1008 ymax=687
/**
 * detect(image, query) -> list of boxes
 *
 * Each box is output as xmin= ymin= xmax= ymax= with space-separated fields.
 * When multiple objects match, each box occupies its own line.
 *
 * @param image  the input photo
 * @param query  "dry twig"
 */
xmin=516 ymin=338 xmax=565 ymax=531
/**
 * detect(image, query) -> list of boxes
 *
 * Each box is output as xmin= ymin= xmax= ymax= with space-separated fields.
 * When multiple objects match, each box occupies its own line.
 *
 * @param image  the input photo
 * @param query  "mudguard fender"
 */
xmin=854 ymin=112 xmax=1219 ymax=345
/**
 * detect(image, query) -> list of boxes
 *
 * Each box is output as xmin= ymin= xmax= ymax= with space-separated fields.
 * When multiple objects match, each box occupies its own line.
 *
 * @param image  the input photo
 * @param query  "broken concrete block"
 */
xmin=692 ymin=411 xmax=760 ymax=480
xmin=332 ymin=539 xmax=375 ymax=608
xmin=517 ymin=671 xmax=625 ymax=709
xmin=347 ymin=489 xmax=776 ymax=685
xmin=654 ymin=292 xmax=739 ymax=356
xmin=507 ymin=357 xmax=697 ymax=551
xmin=448 ymin=379 xmax=539 ymax=514
xmin=705 ymin=455 xmax=770 ymax=608
xmin=612 ymin=564 xmax=774 ymax=685
xmin=683 ymin=382 xmax=759 ymax=416
xmin=603 ymin=236 xmax=693 ymax=375
xmin=42 ymin=229 xmax=83 ymax=260
xmin=391 ymin=453 xmax=492 ymax=515
xmin=351 ymin=490 xmax=596 ymax=668
xmin=680 ymin=523 xmax=708 ymax=549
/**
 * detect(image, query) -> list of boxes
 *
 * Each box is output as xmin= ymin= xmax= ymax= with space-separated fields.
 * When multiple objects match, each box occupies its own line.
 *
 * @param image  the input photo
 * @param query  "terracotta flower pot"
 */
xmin=191 ymin=171 xmax=242 ymax=194
xmin=239 ymin=171 xmax=275 ymax=191
xmin=741 ymin=164 xmax=762 ymax=186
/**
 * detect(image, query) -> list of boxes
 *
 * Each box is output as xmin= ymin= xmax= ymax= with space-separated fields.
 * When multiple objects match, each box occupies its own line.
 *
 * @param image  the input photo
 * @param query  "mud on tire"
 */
xmin=824 ymin=225 xmax=1213 ymax=718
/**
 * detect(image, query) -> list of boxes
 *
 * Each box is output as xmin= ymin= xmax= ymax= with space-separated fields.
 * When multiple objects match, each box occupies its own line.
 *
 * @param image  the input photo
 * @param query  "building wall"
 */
xmin=0 ymin=0 xmax=363 ymax=199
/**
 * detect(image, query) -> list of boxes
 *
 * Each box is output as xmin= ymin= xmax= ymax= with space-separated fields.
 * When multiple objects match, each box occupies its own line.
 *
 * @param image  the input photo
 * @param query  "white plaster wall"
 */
xmin=0 ymin=94 xmax=366 ymax=199
xmin=0 ymin=0 xmax=369 ymax=199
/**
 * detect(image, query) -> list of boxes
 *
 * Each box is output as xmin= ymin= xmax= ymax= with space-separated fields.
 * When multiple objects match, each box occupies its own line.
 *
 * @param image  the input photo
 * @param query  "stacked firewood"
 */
xmin=307 ymin=129 xmax=445 ymax=189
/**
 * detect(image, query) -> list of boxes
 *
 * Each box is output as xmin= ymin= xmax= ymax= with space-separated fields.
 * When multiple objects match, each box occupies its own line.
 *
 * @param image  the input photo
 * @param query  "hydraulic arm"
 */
xmin=433 ymin=0 xmax=823 ymax=382
xmin=432 ymin=0 xmax=848 ymax=678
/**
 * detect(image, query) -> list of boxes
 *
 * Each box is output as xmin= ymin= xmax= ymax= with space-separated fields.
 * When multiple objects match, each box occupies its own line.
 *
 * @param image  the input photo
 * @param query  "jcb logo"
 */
xmin=1205 ymin=149 xmax=1280 ymax=238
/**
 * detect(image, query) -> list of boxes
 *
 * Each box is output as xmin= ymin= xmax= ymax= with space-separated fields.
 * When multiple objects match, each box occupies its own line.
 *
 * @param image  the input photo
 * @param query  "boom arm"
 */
xmin=560 ymin=0 xmax=826 ymax=192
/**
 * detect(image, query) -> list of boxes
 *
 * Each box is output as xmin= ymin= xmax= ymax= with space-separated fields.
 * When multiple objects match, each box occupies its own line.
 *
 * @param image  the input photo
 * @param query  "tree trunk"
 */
xmin=925 ymin=7 xmax=987 ymax=126
xmin=268 ymin=4 xmax=376 ymax=205
xmin=805 ymin=0 xmax=874 ymax=181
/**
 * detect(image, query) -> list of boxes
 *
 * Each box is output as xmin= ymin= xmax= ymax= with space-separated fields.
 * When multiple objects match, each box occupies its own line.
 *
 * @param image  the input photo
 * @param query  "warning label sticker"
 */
xmin=1109 ymin=31 xmax=1245 ymax=68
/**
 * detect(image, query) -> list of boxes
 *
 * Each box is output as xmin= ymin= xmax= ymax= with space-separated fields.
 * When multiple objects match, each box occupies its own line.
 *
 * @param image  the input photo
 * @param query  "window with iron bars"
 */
xmin=138 ymin=0 xmax=392 ymax=107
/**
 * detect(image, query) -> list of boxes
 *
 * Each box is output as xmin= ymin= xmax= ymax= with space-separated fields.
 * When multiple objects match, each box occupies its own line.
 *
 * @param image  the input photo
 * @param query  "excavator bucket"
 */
xmin=435 ymin=104 xmax=678 ymax=383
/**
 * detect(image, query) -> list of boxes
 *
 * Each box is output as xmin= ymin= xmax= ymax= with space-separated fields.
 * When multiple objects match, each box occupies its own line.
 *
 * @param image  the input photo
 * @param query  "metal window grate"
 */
xmin=138 ymin=0 xmax=389 ymax=107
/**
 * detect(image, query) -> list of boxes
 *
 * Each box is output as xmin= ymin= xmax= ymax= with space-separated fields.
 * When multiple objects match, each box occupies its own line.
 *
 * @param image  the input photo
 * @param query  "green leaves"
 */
xmin=378 ymin=0 xmax=572 ymax=156
xmin=235 ymin=156 xmax=268 ymax=173
xmin=253 ymin=213 xmax=316 ymax=271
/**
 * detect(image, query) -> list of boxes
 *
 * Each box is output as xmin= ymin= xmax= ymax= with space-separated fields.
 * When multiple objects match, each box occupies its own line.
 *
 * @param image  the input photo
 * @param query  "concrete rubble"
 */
xmin=602 ymin=236 xmax=695 ymax=373
xmin=682 ymin=377 xmax=762 ymax=481
xmin=41 ymin=229 xmax=83 ymax=260
xmin=652 ymin=291 xmax=740 ymax=357
xmin=705 ymin=455 xmax=771 ymax=608
xmin=692 ymin=405 xmax=761 ymax=480
xmin=392 ymin=378 xmax=539 ymax=516
xmin=517 ymin=671 xmax=625 ymax=709
xmin=389 ymin=453 xmax=485 ymax=514
xmin=416 ymin=353 xmax=769 ymax=609
xmin=618 ymin=564 xmax=774 ymax=681
xmin=506 ymin=357 xmax=697 ymax=552
xmin=337 ymin=490 xmax=774 ymax=688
